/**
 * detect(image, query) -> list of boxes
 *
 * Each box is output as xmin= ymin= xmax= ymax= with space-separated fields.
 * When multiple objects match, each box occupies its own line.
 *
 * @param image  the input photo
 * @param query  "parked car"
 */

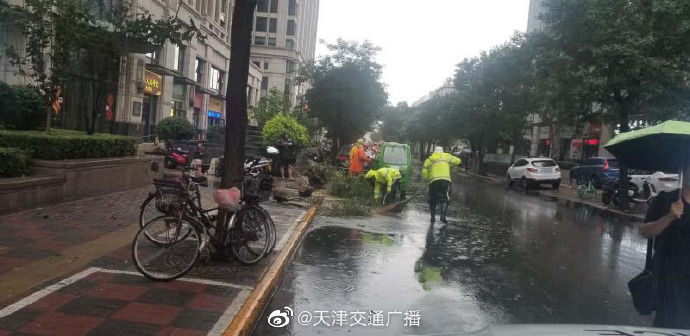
xmin=506 ymin=158 xmax=562 ymax=190
xmin=630 ymin=171 xmax=680 ymax=197
xmin=569 ymin=157 xmax=619 ymax=188
xmin=373 ymin=142 xmax=413 ymax=200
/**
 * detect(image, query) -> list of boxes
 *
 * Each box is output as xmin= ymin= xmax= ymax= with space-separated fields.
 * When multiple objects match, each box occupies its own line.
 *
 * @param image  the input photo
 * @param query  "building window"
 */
xmin=173 ymin=44 xmax=185 ymax=72
xmin=270 ymin=0 xmax=278 ymax=13
xmin=254 ymin=35 xmax=266 ymax=45
xmin=263 ymin=62 xmax=269 ymax=70
xmin=195 ymin=58 xmax=205 ymax=83
xmin=268 ymin=37 xmax=276 ymax=46
xmin=286 ymin=60 xmax=295 ymax=73
xmin=260 ymin=76 xmax=268 ymax=97
xmin=172 ymin=100 xmax=186 ymax=119
xmin=257 ymin=0 xmax=268 ymax=12
xmin=288 ymin=0 xmax=296 ymax=15
xmin=287 ymin=19 xmax=296 ymax=35
xmin=269 ymin=18 xmax=277 ymax=33
xmin=285 ymin=39 xmax=294 ymax=50
xmin=255 ymin=17 xmax=267 ymax=32
xmin=209 ymin=66 xmax=222 ymax=91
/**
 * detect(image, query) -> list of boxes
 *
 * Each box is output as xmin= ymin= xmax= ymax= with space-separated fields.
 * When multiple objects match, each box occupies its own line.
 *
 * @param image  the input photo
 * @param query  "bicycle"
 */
xmin=139 ymin=157 xmax=277 ymax=253
xmin=132 ymin=167 xmax=276 ymax=281
xmin=577 ymin=177 xmax=597 ymax=200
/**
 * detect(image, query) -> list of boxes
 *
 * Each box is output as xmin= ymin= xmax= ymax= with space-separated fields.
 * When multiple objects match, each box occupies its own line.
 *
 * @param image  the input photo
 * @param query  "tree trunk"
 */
xmin=221 ymin=0 xmax=257 ymax=189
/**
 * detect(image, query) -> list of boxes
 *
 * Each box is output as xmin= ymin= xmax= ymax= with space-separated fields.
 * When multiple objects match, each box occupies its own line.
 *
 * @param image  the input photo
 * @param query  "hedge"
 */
xmin=0 ymin=83 xmax=44 ymax=130
xmin=0 ymin=129 xmax=137 ymax=160
xmin=0 ymin=147 xmax=31 ymax=177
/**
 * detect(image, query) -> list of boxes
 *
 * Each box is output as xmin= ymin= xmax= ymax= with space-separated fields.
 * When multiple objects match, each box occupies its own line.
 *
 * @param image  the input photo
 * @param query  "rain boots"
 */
xmin=439 ymin=202 xmax=448 ymax=223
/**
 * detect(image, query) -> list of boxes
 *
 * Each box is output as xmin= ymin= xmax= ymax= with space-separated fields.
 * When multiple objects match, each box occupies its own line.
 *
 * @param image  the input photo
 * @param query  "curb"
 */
xmin=222 ymin=204 xmax=319 ymax=336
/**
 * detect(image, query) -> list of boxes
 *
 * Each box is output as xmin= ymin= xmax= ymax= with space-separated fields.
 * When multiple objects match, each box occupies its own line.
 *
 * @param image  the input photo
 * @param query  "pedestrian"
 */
xmin=365 ymin=167 xmax=402 ymax=206
xmin=422 ymin=146 xmax=461 ymax=223
xmin=348 ymin=139 xmax=370 ymax=177
xmin=276 ymin=132 xmax=295 ymax=180
xmin=640 ymin=166 xmax=690 ymax=329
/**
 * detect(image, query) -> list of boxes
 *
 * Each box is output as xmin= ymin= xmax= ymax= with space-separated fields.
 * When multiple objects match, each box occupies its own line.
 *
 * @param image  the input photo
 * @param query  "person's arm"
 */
xmin=450 ymin=155 xmax=461 ymax=166
xmin=421 ymin=158 xmax=431 ymax=181
xmin=373 ymin=181 xmax=382 ymax=200
xmin=641 ymin=200 xmax=682 ymax=238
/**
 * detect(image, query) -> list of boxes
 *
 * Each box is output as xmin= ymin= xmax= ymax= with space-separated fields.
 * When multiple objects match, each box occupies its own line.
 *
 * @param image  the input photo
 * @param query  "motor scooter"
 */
xmin=164 ymin=140 xmax=206 ymax=169
xmin=602 ymin=177 xmax=652 ymax=207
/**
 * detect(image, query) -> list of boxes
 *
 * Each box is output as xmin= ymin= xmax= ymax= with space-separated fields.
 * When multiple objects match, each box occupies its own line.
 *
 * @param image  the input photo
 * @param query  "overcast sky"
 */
xmin=315 ymin=0 xmax=531 ymax=105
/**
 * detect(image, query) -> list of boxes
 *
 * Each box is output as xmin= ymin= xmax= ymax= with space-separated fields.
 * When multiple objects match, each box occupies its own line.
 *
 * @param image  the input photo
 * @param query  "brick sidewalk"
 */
xmin=0 ymin=179 xmax=309 ymax=335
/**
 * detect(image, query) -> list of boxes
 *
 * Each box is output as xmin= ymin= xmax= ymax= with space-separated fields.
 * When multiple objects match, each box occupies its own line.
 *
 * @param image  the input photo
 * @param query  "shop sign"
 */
xmin=143 ymin=70 xmax=162 ymax=96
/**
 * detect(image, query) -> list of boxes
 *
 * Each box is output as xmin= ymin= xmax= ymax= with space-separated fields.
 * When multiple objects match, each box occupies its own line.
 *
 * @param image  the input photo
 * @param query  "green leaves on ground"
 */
xmin=156 ymin=117 xmax=196 ymax=141
xmin=323 ymin=170 xmax=377 ymax=217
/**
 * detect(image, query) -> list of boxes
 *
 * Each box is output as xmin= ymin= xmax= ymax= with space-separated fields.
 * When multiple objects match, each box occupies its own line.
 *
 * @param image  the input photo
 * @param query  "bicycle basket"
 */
xmin=152 ymin=179 xmax=186 ymax=214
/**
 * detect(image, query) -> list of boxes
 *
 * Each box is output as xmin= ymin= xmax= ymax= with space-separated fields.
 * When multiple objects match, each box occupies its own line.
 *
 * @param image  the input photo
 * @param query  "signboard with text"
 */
xmin=143 ymin=70 xmax=162 ymax=96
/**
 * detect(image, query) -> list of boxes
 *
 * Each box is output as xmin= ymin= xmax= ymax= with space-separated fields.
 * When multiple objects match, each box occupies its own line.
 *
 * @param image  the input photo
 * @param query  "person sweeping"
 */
xmin=422 ymin=146 xmax=461 ymax=223
xmin=365 ymin=167 xmax=402 ymax=206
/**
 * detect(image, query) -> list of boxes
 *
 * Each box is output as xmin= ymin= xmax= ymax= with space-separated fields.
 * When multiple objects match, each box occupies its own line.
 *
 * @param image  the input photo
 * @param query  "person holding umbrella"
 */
xmin=639 ymin=169 xmax=690 ymax=328
xmin=605 ymin=120 xmax=690 ymax=329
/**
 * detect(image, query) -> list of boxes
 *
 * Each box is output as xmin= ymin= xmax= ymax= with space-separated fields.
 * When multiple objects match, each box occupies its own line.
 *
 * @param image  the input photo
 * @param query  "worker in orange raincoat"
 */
xmin=348 ymin=139 xmax=370 ymax=176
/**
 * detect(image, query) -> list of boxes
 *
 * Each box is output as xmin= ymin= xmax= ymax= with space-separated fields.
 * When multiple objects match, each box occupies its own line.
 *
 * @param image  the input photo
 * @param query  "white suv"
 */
xmin=507 ymin=158 xmax=562 ymax=190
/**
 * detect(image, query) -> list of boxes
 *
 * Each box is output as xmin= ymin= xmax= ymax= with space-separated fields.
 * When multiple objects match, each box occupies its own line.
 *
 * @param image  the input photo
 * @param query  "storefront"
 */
xmin=142 ymin=70 xmax=162 ymax=137
xmin=208 ymin=97 xmax=224 ymax=127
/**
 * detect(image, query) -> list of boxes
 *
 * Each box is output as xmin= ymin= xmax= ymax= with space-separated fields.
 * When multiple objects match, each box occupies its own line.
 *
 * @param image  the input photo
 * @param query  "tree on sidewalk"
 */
xmin=221 ymin=0 xmax=257 ymax=189
xmin=304 ymin=39 xmax=388 ymax=155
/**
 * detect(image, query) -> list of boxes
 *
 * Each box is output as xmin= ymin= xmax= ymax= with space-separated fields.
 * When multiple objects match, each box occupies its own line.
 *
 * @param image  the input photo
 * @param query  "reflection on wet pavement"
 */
xmin=254 ymin=176 xmax=650 ymax=335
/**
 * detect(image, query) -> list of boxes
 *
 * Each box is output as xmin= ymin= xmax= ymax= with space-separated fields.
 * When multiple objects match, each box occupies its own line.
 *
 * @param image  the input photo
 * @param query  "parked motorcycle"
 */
xmin=215 ymin=146 xmax=280 ymax=177
xmin=164 ymin=140 xmax=206 ymax=170
xmin=602 ymin=177 xmax=651 ymax=207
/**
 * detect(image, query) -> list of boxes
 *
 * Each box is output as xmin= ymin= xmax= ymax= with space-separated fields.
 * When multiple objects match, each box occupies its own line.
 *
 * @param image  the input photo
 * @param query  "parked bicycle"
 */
xmin=577 ymin=177 xmax=597 ymax=200
xmin=132 ymin=154 xmax=277 ymax=281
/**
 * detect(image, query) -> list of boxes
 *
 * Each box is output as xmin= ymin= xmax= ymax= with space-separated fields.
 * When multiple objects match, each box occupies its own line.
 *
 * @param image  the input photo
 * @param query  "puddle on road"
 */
xmin=255 ymin=177 xmax=651 ymax=335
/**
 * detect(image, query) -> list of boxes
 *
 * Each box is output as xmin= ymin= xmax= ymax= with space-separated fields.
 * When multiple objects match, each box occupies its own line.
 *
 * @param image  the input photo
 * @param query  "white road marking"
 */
xmin=0 ymin=267 xmax=102 ymax=318
xmin=98 ymin=268 xmax=254 ymax=290
xmin=207 ymin=289 xmax=251 ymax=336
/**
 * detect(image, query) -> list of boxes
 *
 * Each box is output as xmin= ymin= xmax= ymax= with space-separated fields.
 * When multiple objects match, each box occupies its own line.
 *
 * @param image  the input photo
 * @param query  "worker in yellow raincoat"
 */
xmin=422 ymin=146 xmax=461 ymax=223
xmin=365 ymin=167 xmax=402 ymax=206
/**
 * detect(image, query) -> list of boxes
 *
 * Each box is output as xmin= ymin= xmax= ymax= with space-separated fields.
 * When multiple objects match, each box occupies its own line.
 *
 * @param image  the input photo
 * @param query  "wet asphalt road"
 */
xmin=253 ymin=175 xmax=651 ymax=335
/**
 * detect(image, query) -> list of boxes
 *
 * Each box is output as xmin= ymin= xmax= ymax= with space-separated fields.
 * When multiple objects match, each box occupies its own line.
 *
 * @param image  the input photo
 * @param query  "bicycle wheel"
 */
xmin=132 ymin=215 xmax=202 ymax=281
xmin=257 ymin=206 xmax=277 ymax=254
xmin=139 ymin=195 xmax=193 ymax=245
xmin=228 ymin=206 xmax=270 ymax=265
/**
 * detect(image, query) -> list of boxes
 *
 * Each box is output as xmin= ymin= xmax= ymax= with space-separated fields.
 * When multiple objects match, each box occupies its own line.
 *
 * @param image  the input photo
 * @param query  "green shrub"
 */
xmin=156 ymin=117 xmax=196 ymax=141
xmin=0 ymin=147 xmax=31 ymax=177
xmin=207 ymin=125 xmax=225 ymax=144
xmin=0 ymin=129 xmax=137 ymax=160
xmin=0 ymin=84 xmax=45 ymax=130
xmin=262 ymin=113 xmax=310 ymax=146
